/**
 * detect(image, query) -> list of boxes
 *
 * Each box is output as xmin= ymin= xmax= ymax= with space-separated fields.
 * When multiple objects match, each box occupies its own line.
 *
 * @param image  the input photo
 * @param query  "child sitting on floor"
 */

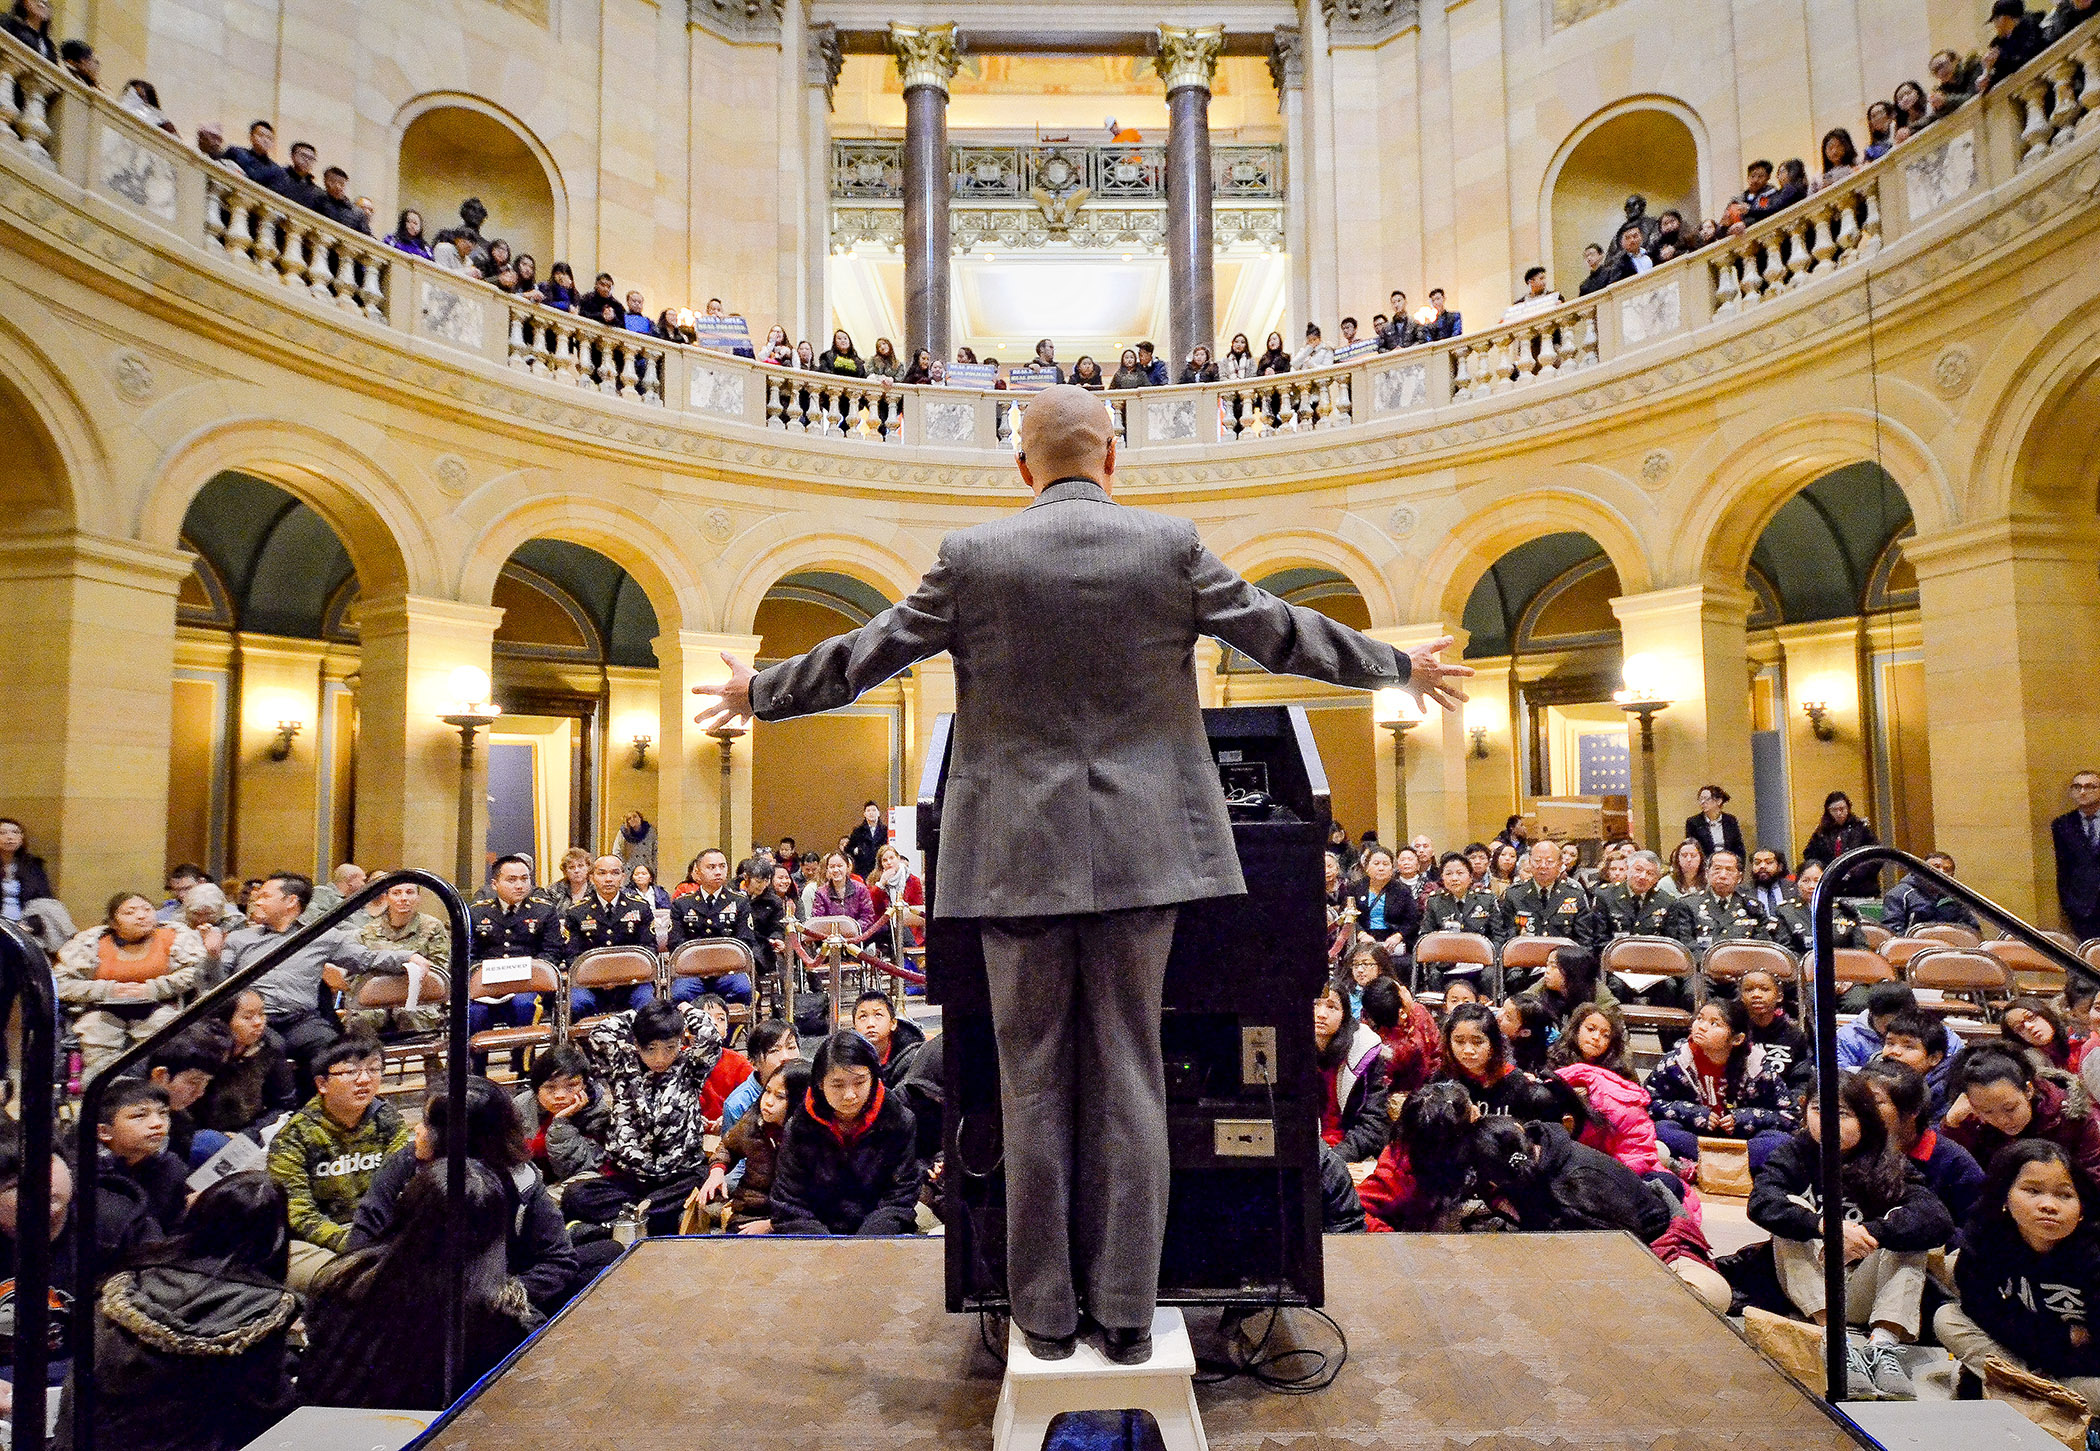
xmin=1646 ymin=998 xmax=1799 ymax=1171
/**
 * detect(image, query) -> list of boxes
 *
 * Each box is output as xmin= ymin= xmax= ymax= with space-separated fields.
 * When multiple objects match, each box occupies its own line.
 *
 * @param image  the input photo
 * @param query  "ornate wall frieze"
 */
xmin=1319 ymin=0 xmax=1420 ymax=46
xmin=688 ymin=0 xmax=785 ymax=42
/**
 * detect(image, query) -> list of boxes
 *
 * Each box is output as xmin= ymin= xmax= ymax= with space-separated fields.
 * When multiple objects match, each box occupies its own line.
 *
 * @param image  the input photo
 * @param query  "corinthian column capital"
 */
xmin=1156 ymin=23 xmax=1225 ymax=95
xmin=889 ymin=22 xmax=961 ymax=96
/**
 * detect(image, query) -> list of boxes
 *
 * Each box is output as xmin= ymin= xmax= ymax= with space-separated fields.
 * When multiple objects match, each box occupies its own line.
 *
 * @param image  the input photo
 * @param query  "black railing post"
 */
xmin=67 ymin=869 xmax=472 ymax=1451
xmin=1812 ymin=846 xmax=2090 ymax=1402
xmin=1 ymin=921 xmax=59 ymax=1451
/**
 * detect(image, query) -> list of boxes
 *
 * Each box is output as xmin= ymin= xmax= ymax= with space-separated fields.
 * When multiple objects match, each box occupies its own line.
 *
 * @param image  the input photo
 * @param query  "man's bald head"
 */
xmin=1018 ymin=384 xmax=1115 ymax=496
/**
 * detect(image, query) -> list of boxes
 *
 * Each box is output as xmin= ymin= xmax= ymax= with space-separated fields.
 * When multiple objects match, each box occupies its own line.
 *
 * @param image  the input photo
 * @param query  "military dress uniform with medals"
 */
xmin=466 ymin=894 xmax=564 ymax=1033
xmin=1495 ymin=877 xmax=1600 ymax=989
xmin=565 ymin=888 xmax=660 ymax=1016
xmin=1664 ymin=889 xmax=1773 ymax=1010
xmin=663 ymin=888 xmax=757 ymax=1005
xmin=1592 ymin=883 xmax=1692 ymax=1011
xmin=1418 ymin=887 xmax=1499 ymax=990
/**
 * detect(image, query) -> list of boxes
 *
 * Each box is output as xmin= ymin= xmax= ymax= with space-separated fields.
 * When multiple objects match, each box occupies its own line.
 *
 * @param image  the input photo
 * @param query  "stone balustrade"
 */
xmin=2 ymin=15 xmax=2097 ymax=472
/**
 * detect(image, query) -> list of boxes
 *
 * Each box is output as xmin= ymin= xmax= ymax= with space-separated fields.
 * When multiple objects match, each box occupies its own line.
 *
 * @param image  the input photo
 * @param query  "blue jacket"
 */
xmin=1145 ymin=357 xmax=1168 ymax=386
xmin=1911 ymin=1129 xmax=1984 ymax=1227
xmin=1835 ymin=1018 xmax=1883 ymax=1071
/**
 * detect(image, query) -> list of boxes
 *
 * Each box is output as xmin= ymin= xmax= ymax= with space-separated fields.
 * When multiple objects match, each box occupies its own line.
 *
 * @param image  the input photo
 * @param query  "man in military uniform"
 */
xmin=1767 ymin=860 xmax=1862 ymax=958
xmin=1592 ymin=849 xmax=1678 ymax=940
xmin=349 ymin=875 xmax=451 ymax=1037
xmin=1664 ymin=849 xmax=1771 ymax=956
xmin=466 ymin=853 xmax=564 ymax=1035
xmin=1418 ymin=851 xmax=1498 ymax=991
xmin=1496 ymin=840 xmax=1600 ymax=987
xmin=740 ymin=855 xmax=791 ymax=1013
xmin=565 ymin=854 xmax=660 ymax=1017
xmin=664 ymin=847 xmax=757 ymax=1005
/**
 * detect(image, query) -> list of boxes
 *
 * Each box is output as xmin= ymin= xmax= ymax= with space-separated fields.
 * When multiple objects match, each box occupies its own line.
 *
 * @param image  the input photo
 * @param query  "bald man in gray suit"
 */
xmin=698 ymin=385 xmax=1468 ymax=1362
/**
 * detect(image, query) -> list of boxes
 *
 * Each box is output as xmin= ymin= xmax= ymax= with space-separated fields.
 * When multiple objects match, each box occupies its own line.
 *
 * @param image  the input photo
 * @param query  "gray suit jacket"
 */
xmin=751 ymin=478 xmax=1411 ymax=918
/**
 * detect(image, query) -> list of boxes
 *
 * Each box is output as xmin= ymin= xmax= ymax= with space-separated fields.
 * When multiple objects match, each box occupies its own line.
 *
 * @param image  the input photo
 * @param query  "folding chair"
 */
xmin=352 ymin=967 xmax=449 ymax=1094
xmin=1905 ymin=948 xmax=2013 ymax=1021
xmin=1858 ymin=922 xmax=1893 ymax=952
xmin=1831 ymin=947 xmax=1896 ymax=989
xmin=1879 ymin=937 xmax=1947 ymax=976
xmin=1410 ymin=930 xmax=1494 ymax=997
xmin=1602 ymin=936 xmax=1696 ymax=1036
xmin=1912 ymin=923 xmax=1983 ymax=950
xmin=667 ymin=939 xmax=757 ymax=1039
xmin=1983 ymin=938 xmax=2066 ymax=997
xmin=1499 ymin=935 xmax=1580 ymax=999
xmin=566 ymin=945 xmax=662 ymax=1038
xmin=466 ymin=958 xmax=565 ymax=1063
xmin=2083 ymin=940 xmax=2100 ymax=976
xmin=1701 ymin=940 xmax=1798 ymax=995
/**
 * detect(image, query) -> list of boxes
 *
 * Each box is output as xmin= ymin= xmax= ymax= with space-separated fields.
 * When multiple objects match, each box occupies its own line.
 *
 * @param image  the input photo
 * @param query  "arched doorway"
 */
xmin=1460 ymin=532 xmax=1626 ymax=841
xmin=1547 ymin=105 xmax=1702 ymax=300
xmin=396 ymin=103 xmax=560 ymax=266
xmin=750 ymin=571 xmax=902 ymax=861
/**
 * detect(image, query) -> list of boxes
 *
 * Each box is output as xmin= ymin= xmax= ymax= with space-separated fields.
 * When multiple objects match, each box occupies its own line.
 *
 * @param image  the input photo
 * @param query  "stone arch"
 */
xmin=1961 ymin=293 xmax=2100 ymax=520
xmin=719 ymin=527 xmax=932 ymax=636
xmin=0 ymin=314 xmax=114 ymax=535
xmin=1210 ymin=529 xmax=1399 ymax=627
xmin=459 ymin=496 xmax=710 ymax=638
xmin=139 ymin=417 xmax=442 ymax=600
xmin=1685 ymin=411 xmax=1956 ymax=586
xmin=388 ymin=93 xmax=568 ymax=265
xmin=1414 ymin=490 xmax=1654 ymax=625
xmin=1541 ymin=95 xmax=1711 ymax=298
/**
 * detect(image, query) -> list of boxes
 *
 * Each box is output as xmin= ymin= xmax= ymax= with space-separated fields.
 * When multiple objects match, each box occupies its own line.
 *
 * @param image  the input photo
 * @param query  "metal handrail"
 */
xmin=66 ymin=871 xmax=472 ymax=1450
xmin=0 ymin=921 xmax=59 ymax=1451
xmin=1811 ymin=847 xmax=2092 ymax=1401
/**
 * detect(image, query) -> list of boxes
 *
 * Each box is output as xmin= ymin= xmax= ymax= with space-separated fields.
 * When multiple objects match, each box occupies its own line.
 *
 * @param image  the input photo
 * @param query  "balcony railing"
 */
xmin=3 ymin=16 xmax=2097 ymax=463
xmin=830 ymin=139 xmax=1284 ymax=202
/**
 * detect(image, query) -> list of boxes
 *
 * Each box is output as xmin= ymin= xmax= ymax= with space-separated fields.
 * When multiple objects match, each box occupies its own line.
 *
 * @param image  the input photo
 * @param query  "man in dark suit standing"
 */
xmin=2055 ymin=770 xmax=2100 ymax=943
xmin=696 ymin=386 xmax=1469 ymax=1363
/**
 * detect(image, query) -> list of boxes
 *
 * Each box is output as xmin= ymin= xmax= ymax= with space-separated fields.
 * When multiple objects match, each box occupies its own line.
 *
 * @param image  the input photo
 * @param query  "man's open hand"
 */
xmin=1405 ymin=635 xmax=1475 ymax=713
xmin=693 ymin=652 xmax=756 ymax=730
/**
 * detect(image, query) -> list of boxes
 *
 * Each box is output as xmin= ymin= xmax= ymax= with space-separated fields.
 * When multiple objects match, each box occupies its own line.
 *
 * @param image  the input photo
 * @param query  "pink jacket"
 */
xmin=1556 ymin=1062 xmax=1663 ymax=1175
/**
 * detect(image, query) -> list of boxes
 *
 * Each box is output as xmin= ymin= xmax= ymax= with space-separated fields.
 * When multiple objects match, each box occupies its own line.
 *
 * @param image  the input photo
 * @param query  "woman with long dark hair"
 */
xmin=1750 ymin=1073 xmax=1953 ymax=1400
xmin=1357 ymin=1080 xmax=1477 ymax=1231
xmin=1435 ymin=1001 xmax=1529 ymax=1113
xmin=767 ymin=1030 xmax=921 ymax=1236
xmin=1314 ymin=977 xmax=1391 ymax=1162
xmin=1814 ymin=127 xmax=1860 ymax=190
xmin=346 ymin=1075 xmax=579 ymax=1313
xmin=302 ymin=1161 xmax=540 ymax=1410
xmin=69 ymin=1173 xmax=298 ymax=1451
xmin=1802 ymin=790 xmax=1881 ymax=897
xmin=384 ymin=208 xmax=432 ymax=260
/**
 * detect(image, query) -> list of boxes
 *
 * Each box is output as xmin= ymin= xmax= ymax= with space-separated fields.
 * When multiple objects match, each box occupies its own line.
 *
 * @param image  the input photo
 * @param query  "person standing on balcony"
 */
xmin=1137 ymin=341 xmax=1168 ymax=386
xmin=3 ymin=0 xmax=56 ymax=61
xmin=1422 ymin=289 xmax=1463 ymax=340
xmin=1292 ymin=324 xmax=1334 ymax=371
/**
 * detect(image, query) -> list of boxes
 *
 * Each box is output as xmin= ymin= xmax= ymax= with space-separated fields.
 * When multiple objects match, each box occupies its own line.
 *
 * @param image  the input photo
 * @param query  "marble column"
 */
xmin=890 ymin=23 xmax=959 ymax=364
xmin=0 ymin=531 xmax=191 ymax=918
xmin=655 ymin=631 xmax=763 ymax=863
xmin=1908 ymin=516 xmax=2100 ymax=926
xmin=1159 ymin=24 xmax=1224 ymax=374
xmin=1270 ymin=26 xmax=1308 ymax=344
xmin=804 ymin=22 xmax=843 ymax=347
xmin=349 ymin=594 xmax=504 ymax=879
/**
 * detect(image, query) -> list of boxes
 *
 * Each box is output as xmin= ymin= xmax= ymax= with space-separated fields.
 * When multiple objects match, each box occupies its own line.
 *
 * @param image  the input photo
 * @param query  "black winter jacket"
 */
xmin=1498 ymin=1122 xmax=1673 ymax=1241
xmin=879 ymin=1015 xmax=928 ymax=1092
xmin=769 ymin=1082 xmax=921 ymax=1236
xmin=346 ymin=1149 xmax=578 ymax=1312
xmin=1747 ymin=1133 xmax=1954 ymax=1250
xmin=1954 ymin=1213 xmax=2100 ymax=1379
xmin=62 ymin=1262 xmax=297 ymax=1451
xmin=1319 ymin=1143 xmax=1366 ymax=1233
xmin=195 ymin=1029 xmax=299 ymax=1136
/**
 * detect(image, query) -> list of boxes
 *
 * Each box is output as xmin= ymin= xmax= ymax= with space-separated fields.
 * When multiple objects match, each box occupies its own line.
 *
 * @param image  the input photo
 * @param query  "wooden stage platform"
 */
xmin=409 ymin=1232 xmax=1873 ymax=1450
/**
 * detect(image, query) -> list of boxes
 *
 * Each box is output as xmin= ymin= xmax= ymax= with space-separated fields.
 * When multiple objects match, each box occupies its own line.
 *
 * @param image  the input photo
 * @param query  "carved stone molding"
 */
xmin=1267 ymin=26 xmax=1303 ymax=101
xmin=1319 ymin=0 xmax=1420 ymax=46
xmin=889 ymin=22 xmax=961 ymax=96
xmin=807 ymin=22 xmax=844 ymax=105
xmin=687 ymin=0 xmax=785 ymax=42
xmin=1156 ymin=24 xmax=1225 ymax=95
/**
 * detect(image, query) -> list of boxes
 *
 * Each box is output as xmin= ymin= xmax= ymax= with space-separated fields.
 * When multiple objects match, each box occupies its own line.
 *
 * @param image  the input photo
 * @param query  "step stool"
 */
xmin=992 ymin=1308 xmax=1207 ymax=1451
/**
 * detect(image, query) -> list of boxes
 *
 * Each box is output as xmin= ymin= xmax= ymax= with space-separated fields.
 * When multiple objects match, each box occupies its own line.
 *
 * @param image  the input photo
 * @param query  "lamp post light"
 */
xmin=707 ymin=723 xmax=745 ymax=854
xmin=1373 ymin=688 xmax=1422 ymax=845
xmin=1613 ymin=685 xmax=1670 ymax=852
xmin=439 ymin=665 xmax=501 ymax=893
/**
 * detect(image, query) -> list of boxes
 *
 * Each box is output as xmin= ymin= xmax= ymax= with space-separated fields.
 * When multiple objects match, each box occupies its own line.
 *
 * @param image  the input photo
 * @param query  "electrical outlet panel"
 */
xmin=1240 ymin=1024 xmax=1278 ymax=1085
xmin=1214 ymin=1119 xmax=1276 ymax=1158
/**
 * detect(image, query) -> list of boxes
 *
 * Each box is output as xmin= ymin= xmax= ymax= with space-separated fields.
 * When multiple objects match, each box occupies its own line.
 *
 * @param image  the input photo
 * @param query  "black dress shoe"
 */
xmin=1100 ymin=1326 xmax=1153 ymax=1365
xmin=1020 ymin=1328 xmax=1078 ymax=1361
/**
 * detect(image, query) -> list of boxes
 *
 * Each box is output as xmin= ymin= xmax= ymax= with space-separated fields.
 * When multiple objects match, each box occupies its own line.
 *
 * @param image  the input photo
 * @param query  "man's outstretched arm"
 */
xmin=697 ymin=551 xmax=957 ymax=728
xmin=1189 ymin=538 xmax=1471 ymax=711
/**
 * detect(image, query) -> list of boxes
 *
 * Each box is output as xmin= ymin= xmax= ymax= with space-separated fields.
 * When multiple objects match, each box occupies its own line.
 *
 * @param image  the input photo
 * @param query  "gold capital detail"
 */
xmin=889 ymin=23 xmax=961 ymax=95
xmin=1156 ymin=24 xmax=1225 ymax=95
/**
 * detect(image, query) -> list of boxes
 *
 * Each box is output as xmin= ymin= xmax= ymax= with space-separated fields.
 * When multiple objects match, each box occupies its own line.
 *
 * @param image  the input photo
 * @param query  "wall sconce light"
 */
xmin=1468 ymin=725 xmax=1490 ymax=759
xmin=630 ymin=734 xmax=653 ymax=769
xmin=267 ymin=720 xmax=302 ymax=761
xmin=1802 ymin=700 xmax=1835 ymax=741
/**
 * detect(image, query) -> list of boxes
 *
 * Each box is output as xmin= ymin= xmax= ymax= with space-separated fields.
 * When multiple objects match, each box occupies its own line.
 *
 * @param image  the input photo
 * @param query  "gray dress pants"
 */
xmin=980 ymin=906 xmax=1178 ymax=1337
